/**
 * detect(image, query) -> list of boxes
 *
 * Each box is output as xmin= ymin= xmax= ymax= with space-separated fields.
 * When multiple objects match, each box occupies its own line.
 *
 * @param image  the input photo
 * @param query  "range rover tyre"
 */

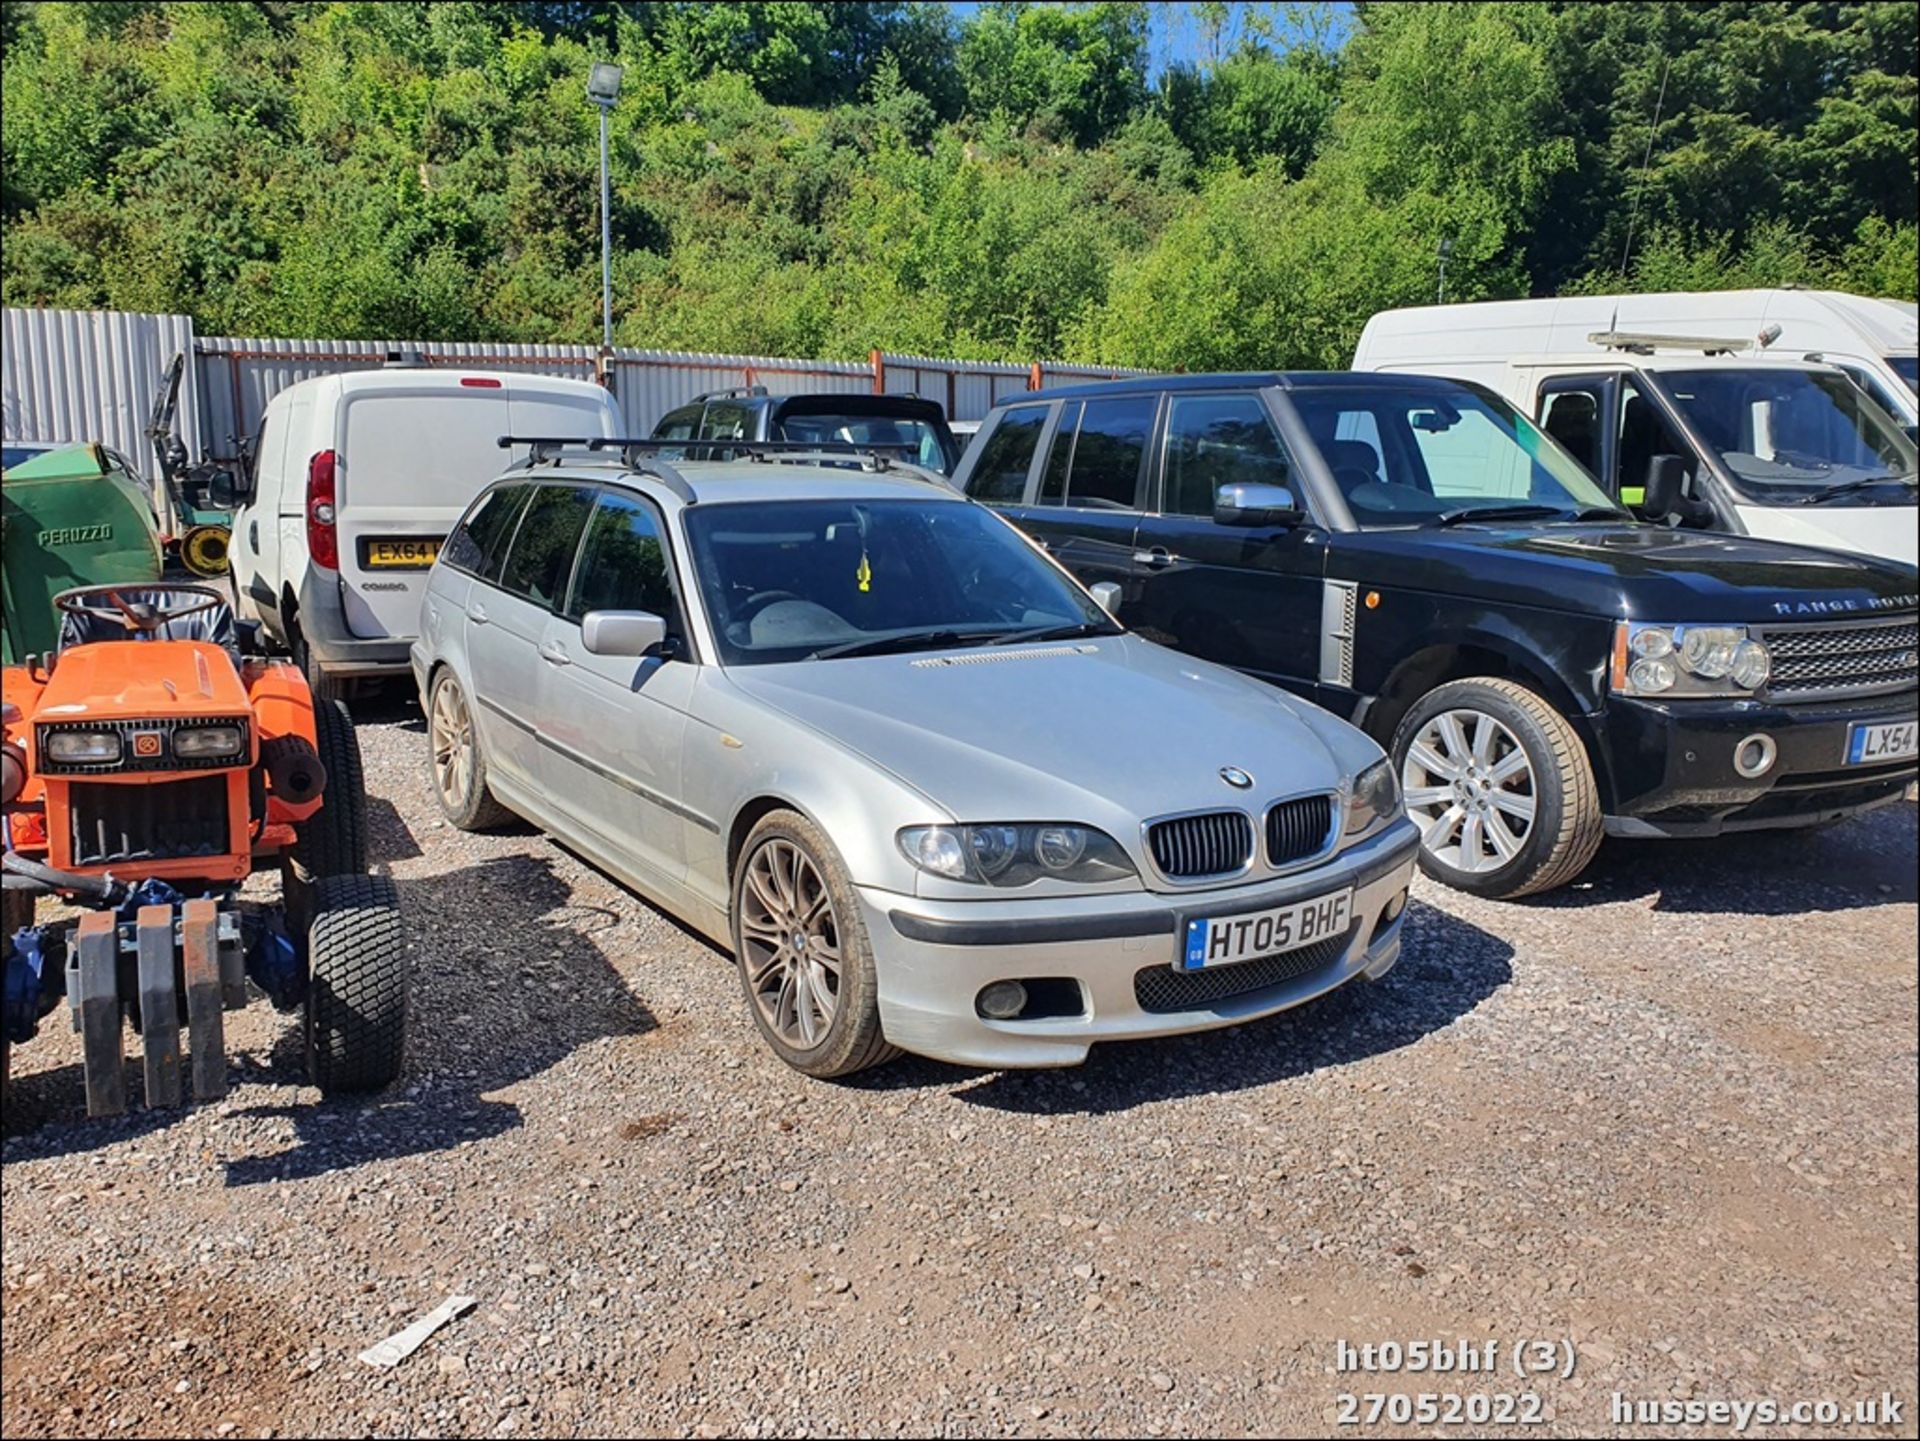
xmin=305 ymin=873 xmax=406 ymax=1093
xmin=428 ymin=669 xmax=513 ymax=831
xmin=1392 ymin=677 xmax=1604 ymax=900
xmin=731 ymin=811 xmax=899 ymax=1079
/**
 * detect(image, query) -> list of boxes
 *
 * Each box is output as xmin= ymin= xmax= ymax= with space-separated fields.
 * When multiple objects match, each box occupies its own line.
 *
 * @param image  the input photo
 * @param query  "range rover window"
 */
xmin=565 ymin=491 xmax=680 ymax=625
xmin=497 ymin=484 xmax=595 ymax=607
xmin=1162 ymin=393 xmax=1292 ymax=517
xmin=1037 ymin=401 xmax=1083 ymax=503
xmin=966 ymin=405 xmax=1048 ymax=504
xmin=1291 ymin=386 xmax=1617 ymax=527
xmin=443 ymin=482 xmax=533 ymax=581
xmin=1048 ymin=394 xmax=1155 ymax=510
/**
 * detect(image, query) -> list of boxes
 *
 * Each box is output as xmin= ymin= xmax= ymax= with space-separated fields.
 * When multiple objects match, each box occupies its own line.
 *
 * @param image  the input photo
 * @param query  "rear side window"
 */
xmin=1059 ymin=395 xmax=1155 ymax=509
xmin=565 ymin=492 xmax=679 ymax=624
xmin=654 ymin=405 xmax=701 ymax=442
xmin=965 ymin=406 xmax=1047 ymax=504
xmin=444 ymin=483 xmax=533 ymax=581
xmin=1038 ymin=401 xmax=1083 ymax=504
xmin=497 ymin=484 xmax=595 ymax=608
xmin=1161 ymin=394 xmax=1291 ymax=516
xmin=699 ymin=402 xmax=750 ymax=441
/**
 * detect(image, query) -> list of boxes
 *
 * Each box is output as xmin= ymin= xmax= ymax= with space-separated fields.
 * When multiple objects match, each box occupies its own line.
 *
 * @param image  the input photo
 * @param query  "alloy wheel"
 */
xmin=739 ymin=838 xmax=842 ymax=1048
xmin=1401 ymin=707 xmax=1538 ymax=873
xmin=430 ymin=679 xmax=475 ymax=812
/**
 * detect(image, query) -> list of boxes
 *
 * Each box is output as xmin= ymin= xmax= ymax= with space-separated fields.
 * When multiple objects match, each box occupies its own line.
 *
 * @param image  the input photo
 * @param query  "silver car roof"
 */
xmin=503 ymin=454 xmax=960 ymax=513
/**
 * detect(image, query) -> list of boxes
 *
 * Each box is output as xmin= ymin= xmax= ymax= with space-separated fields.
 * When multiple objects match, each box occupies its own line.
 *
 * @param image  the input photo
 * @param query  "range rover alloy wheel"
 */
xmin=731 ymin=811 xmax=899 ymax=1078
xmin=1392 ymin=677 xmax=1603 ymax=900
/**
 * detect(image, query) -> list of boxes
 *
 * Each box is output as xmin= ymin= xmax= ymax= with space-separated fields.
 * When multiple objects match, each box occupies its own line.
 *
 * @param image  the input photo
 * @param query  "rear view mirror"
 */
xmin=1643 ymin=455 xmax=1711 ymax=526
xmin=1089 ymin=581 xmax=1122 ymax=615
xmin=1214 ymin=483 xmax=1303 ymax=528
xmin=582 ymin=610 xmax=667 ymax=658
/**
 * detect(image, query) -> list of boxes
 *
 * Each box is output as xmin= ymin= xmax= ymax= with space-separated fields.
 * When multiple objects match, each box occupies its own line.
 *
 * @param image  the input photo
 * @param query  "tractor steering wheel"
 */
xmin=55 ymin=584 xmax=229 ymax=636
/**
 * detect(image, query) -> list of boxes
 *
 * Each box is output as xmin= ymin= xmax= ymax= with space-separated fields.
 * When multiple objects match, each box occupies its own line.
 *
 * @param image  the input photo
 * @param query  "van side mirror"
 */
xmin=1214 ymin=482 xmax=1303 ymax=528
xmin=1089 ymin=581 xmax=1122 ymax=615
xmin=582 ymin=610 xmax=668 ymax=658
xmin=206 ymin=469 xmax=238 ymax=510
xmin=1642 ymin=455 xmax=1710 ymax=526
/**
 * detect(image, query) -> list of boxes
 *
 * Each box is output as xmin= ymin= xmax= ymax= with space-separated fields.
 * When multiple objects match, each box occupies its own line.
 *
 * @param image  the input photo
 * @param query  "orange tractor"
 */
xmin=2 ymin=583 xmax=404 ymax=1114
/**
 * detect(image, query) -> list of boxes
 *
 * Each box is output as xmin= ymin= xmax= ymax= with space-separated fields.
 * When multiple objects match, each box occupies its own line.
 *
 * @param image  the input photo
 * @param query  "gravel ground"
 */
xmin=3 ymin=698 xmax=1915 ymax=1439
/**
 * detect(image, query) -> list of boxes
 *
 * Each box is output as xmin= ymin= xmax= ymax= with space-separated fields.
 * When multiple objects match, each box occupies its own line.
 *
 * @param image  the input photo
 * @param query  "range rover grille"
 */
xmin=1146 ymin=811 xmax=1254 ymax=880
xmin=1760 ymin=616 xmax=1917 ymax=700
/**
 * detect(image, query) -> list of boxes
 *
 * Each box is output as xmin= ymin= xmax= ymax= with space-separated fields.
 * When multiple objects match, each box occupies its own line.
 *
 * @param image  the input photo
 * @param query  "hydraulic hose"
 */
xmin=1 ymin=851 xmax=123 ymax=903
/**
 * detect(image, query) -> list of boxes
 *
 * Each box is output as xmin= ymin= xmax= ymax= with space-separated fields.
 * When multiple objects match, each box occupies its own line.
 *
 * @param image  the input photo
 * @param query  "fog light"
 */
xmin=976 ymin=980 xmax=1029 ymax=1020
xmin=1383 ymin=887 xmax=1408 ymax=924
xmin=1733 ymin=733 xmax=1777 ymax=779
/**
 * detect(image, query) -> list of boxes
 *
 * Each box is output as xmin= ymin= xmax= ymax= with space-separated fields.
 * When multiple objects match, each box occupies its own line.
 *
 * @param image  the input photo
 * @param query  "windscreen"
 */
xmin=1891 ymin=356 xmax=1918 ymax=395
xmin=1289 ymin=384 xmax=1619 ymax=527
xmin=683 ymin=497 xmax=1110 ymax=665
xmin=1660 ymin=367 xmax=1917 ymax=502
xmin=773 ymin=413 xmax=955 ymax=473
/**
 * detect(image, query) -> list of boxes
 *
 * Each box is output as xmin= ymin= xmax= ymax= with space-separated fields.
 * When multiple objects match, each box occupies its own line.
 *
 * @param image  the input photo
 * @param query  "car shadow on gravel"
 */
xmin=1524 ymin=800 xmax=1916 ymax=916
xmin=854 ymin=898 xmax=1512 ymax=1115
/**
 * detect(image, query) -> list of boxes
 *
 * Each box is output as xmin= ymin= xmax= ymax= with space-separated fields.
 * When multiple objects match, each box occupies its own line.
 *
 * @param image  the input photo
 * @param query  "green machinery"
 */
xmin=1 ymin=443 xmax=165 ymax=664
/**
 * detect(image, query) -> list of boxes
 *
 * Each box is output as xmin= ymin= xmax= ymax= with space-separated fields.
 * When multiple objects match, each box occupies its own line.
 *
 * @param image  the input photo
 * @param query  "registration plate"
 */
xmin=364 ymin=538 xmax=442 ymax=569
xmin=1846 ymin=720 xmax=1919 ymax=766
xmin=1180 ymin=889 xmax=1353 ymax=971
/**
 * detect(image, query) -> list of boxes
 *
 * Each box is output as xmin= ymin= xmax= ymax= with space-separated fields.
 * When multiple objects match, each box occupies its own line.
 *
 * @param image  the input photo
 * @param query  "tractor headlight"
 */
xmin=899 ymin=824 xmax=1137 ymax=887
xmin=173 ymin=724 xmax=246 ymax=759
xmin=1612 ymin=622 xmax=1773 ymax=697
xmin=43 ymin=730 xmax=122 ymax=764
xmin=1343 ymin=757 xmax=1402 ymax=842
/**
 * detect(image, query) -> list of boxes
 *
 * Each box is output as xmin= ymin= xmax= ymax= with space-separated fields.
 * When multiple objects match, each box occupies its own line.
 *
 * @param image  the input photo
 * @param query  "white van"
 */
xmin=1353 ymin=297 xmax=1919 ymax=565
xmin=227 ymin=364 xmax=621 ymax=696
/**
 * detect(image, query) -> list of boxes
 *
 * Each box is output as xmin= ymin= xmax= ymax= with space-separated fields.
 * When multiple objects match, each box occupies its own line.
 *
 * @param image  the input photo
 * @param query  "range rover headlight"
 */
xmin=43 ymin=729 xmax=122 ymax=764
xmin=899 ymin=824 xmax=1136 ymax=887
xmin=1612 ymin=622 xmax=1773 ymax=698
xmin=1343 ymin=757 xmax=1402 ymax=841
xmin=173 ymin=724 xmax=246 ymax=759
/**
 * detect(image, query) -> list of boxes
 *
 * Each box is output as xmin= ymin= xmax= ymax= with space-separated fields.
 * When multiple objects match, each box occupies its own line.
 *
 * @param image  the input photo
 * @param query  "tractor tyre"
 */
xmin=289 ymin=697 xmax=367 ymax=882
xmin=305 ymin=874 xmax=406 ymax=1094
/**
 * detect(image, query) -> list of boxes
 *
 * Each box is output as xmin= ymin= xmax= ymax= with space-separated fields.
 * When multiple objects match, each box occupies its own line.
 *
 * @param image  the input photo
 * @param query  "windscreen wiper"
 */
xmin=989 ymin=620 xmax=1120 ymax=645
xmin=1796 ymin=474 xmax=1915 ymax=505
xmin=810 ymin=629 xmax=980 ymax=660
xmin=1428 ymin=504 xmax=1574 ymax=528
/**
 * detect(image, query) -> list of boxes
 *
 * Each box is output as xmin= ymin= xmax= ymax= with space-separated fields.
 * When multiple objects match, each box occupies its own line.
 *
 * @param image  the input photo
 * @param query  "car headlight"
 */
xmin=1612 ymin=621 xmax=1772 ymax=697
xmin=898 ymin=823 xmax=1138 ymax=887
xmin=1344 ymin=757 xmax=1402 ymax=841
xmin=43 ymin=730 xmax=122 ymax=764
xmin=173 ymin=724 xmax=246 ymax=759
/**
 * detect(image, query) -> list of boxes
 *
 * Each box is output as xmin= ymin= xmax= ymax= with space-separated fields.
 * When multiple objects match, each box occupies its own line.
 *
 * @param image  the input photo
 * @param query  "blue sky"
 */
xmin=945 ymin=2 xmax=1355 ymax=77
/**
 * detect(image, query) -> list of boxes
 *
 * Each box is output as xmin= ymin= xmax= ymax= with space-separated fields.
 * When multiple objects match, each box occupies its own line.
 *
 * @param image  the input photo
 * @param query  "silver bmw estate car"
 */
xmin=410 ymin=446 xmax=1420 ymax=1077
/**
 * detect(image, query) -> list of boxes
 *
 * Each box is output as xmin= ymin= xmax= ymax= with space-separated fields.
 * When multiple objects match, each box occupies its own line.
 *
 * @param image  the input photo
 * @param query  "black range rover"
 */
xmin=953 ymin=373 xmax=1919 ymax=899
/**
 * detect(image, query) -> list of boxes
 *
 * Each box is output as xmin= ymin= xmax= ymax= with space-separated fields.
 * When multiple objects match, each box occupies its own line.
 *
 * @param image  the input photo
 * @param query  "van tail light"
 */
xmin=459 ymin=376 xmax=503 ymax=388
xmin=307 ymin=450 xmax=340 ymax=570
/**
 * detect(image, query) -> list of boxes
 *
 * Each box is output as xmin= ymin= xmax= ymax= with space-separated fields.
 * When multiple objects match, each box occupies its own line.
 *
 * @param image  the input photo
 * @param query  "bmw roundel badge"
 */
xmin=1219 ymin=767 xmax=1253 ymax=790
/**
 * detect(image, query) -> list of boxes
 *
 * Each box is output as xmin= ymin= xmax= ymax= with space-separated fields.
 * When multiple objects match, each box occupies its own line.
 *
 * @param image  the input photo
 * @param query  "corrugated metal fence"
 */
xmin=5 ymin=307 xmax=1149 ymax=467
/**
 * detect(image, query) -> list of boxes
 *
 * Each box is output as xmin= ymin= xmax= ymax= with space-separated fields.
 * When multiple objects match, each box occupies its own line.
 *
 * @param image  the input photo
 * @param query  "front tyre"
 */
xmin=428 ymin=669 xmax=513 ymax=831
xmin=1392 ymin=677 xmax=1603 ymax=900
xmin=306 ymin=873 xmax=407 ymax=1094
xmin=731 ymin=811 xmax=899 ymax=1079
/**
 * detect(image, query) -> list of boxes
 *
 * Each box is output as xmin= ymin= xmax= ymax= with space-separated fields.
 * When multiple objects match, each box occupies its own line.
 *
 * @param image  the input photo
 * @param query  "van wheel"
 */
xmin=731 ymin=811 xmax=899 ymax=1079
xmin=306 ymin=874 xmax=406 ymax=1094
xmin=428 ymin=670 xmax=513 ymax=830
xmin=1392 ymin=677 xmax=1603 ymax=900
xmin=294 ymin=631 xmax=346 ymax=704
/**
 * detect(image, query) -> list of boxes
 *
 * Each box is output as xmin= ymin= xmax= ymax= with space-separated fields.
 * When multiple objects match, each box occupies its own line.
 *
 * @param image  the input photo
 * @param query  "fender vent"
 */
xmin=910 ymin=644 xmax=1098 ymax=669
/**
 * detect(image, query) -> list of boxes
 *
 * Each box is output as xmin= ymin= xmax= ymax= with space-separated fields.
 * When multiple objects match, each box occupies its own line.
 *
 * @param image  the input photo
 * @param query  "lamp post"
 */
xmin=587 ymin=62 xmax=624 ymax=355
xmin=1436 ymin=235 xmax=1454 ymax=306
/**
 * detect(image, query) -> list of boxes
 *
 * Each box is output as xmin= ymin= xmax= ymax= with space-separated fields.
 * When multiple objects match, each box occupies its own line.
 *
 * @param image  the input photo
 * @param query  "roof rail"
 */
xmin=1587 ymin=330 xmax=1752 ymax=356
xmin=603 ymin=438 xmax=950 ymax=488
xmin=494 ymin=435 xmax=695 ymax=503
xmin=690 ymin=385 xmax=770 ymax=403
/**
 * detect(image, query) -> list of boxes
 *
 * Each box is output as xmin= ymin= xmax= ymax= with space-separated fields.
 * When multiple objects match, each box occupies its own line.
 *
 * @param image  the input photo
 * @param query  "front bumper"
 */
xmin=296 ymin=571 xmax=414 ymax=677
xmin=1603 ymin=691 xmax=1917 ymax=838
xmin=857 ymin=818 xmax=1420 ymax=1069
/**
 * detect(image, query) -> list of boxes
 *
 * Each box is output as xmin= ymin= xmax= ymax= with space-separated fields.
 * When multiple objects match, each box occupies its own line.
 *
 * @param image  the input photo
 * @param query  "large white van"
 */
xmin=1353 ymin=297 xmax=1918 ymax=565
xmin=227 ymin=363 xmax=621 ymax=696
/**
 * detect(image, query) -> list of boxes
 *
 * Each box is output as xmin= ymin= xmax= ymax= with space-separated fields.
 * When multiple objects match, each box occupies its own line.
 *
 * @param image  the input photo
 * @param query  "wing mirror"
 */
xmin=1642 ymin=455 xmax=1711 ymax=526
xmin=581 ymin=610 xmax=668 ymax=658
xmin=1089 ymin=581 xmax=1122 ymax=616
xmin=1214 ymin=482 xmax=1303 ymax=528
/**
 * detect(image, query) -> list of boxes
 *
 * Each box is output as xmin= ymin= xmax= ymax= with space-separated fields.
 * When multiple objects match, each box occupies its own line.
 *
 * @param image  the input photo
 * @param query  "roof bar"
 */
xmin=1587 ymin=331 xmax=1753 ymax=356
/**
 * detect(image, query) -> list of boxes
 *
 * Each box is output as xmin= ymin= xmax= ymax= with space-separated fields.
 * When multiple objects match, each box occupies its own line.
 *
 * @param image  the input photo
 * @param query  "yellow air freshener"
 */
xmin=857 ymin=553 xmax=872 ymax=593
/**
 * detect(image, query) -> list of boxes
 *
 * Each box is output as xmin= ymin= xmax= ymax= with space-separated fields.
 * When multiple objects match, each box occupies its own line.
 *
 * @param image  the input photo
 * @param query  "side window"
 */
xmin=1537 ymin=383 xmax=1604 ymax=478
xmin=964 ymin=405 xmax=1048 ymax=505
xmin=698 ymin=402 xmax=750 ymax=441
xmin=443 ymin=483 xmax=533 ymax=581
xmin=1617 ymin=380 xmax=1695 ymax=508
xmin=497 ymin=484 xmax=595 ymax=608
xmin=1061 ymin=395 xmax=1155 ymax=509
xmin=1162 ymin=394 xmax=1291 ymax=517
xmin=249 ymin=411 xmax=282 ymax=503
xmin=1038 ymin=401 xmax=1083 ymax=504
xmin=654 ymin=405 xmax=701 ymax=441
xmin=565 ymin=492 xmax=679 ymax=625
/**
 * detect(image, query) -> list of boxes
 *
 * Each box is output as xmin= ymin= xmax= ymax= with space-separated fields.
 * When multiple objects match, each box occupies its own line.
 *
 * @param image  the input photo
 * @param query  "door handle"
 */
xmin=469 ymin=603 xmax=489 ymax=625
xmin=248 ymin=520 xmax=259 ymax=551
xmin=1133 ymin=547 xmax=1175 ymax=569
xmin=539 ymin=641 xmax=572 ymax=667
